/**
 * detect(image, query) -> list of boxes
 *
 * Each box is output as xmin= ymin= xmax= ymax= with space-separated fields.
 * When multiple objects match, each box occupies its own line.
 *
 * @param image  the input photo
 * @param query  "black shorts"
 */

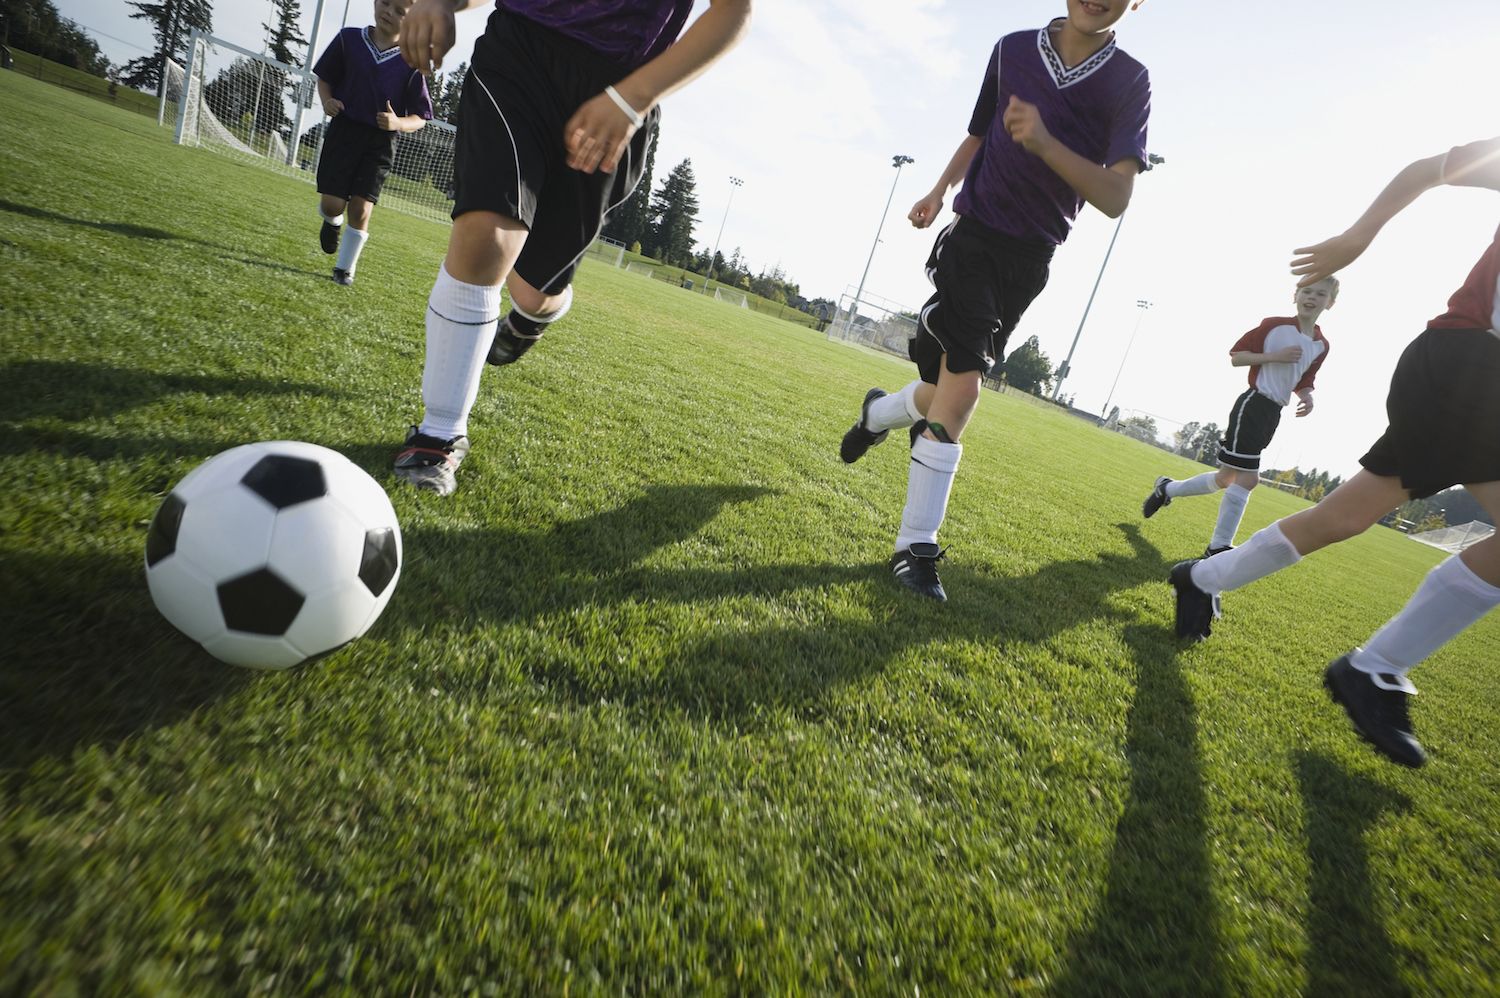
xmin=452 ymin=10 xmax=655 ymax=295
xmin=908 ymin=214 xmax=1052 ymax=383
xmin=316 ymin=115 xmax=396 ymax=204
xmin=1217 ymin=388 xmax=1282 ymax=471
xmin=1360 ymin=327 xmax=1500 ymax=498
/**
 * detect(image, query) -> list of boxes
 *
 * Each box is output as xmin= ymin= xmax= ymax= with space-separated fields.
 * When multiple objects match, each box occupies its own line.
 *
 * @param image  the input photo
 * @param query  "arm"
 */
xmin=1002 ymin=96 xmax=1139 ymax=217
xmin=375 ymin=101 xmax=428 ymax=133
xmin=1231 ymin=347 xmax=1302 ymax=367
xmin=400 ymin=0 xmax=490 ymax=74
xmin=567 ymin=0 xmax=751 ymax=174
xmin=317 ymin=77 xmax=343 ymax=117
xmin=909 ymin=135 xmax=982 ymax=229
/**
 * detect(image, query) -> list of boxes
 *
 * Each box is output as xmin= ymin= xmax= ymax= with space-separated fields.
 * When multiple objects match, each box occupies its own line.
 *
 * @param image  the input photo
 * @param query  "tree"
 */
xmin=604 ymin=121 xmax=658 ymax=249
xmin=1119 ymin=414 xmax=1161 ymax=446
xmin=1188 ymin=422 xmax=1221 ymax=464
xmin=431 ymin=61 xmax=467 ymax=122
xmin=1003 ymin=336 xmax=1054 ymax=395
xmin=1174 ymin=421 xmax=1200 ymax=456
xmin=647 ymin=157 xmax=699 ymax=266
xmin=251 ymin=0 xmax=306 ymax=136
xmin=0 ymin=0 xmax=109 ymax=74
xmin=262 ymin=0 xmax=305 ymax=66
xmin=121 ymin=0 xmax=214 ymax=93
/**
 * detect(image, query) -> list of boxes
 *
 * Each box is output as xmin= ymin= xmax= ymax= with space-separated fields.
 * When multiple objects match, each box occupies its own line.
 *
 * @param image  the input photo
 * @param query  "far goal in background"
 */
xmin=713 ymin=287 xmax=749 ymax=309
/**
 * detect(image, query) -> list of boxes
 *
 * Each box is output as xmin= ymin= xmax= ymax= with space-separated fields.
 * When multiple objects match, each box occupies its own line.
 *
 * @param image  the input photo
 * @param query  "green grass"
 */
xmin=2 ymin=70 xmax=1498 ymax=994
xmin=6 ymin=49 xmax=159 ymax=117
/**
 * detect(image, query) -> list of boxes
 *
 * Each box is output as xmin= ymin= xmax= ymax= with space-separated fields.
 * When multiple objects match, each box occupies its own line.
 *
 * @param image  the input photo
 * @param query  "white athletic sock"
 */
xmin=1166 ymin=471 xmax=1220 ymax=499
xmin=895 ymin=433 xmax=962 ymax=552
xmin=866 ymin=380 xmax=924 ymax=433
xmin=320 ymin=208 xmax=345 ymax=226
xmin=336 ymin=227 xmax=369 ymax=274
xmin=419 ymin=264 xmax=502 ymax=440
xmin=1190 ymin=521 xmax=1300 ymax=593
xmin=1209 ymin=484 xmax=1252 ymax=549
xmin=1349 ymin=555 xmax=1500 ymax=687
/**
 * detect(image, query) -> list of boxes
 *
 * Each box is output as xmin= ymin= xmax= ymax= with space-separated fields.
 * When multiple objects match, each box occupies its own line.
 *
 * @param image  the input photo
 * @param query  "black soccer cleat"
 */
xmin=393 ymin=425 xmax=469 ymax=496
xmin=320 ymin=219 xmax=341 ymax=255
xmin=840 ymin=388 xmax=889 ymax=463
xmin=332 ymin=267 xmax=354 ymax=287
xmin=1323 ymin=655 xmax=1427 ymax=768
xmin=1169 ymin=559 xmax=1214 ymax=641
xmin=487 ymin=319 xmax=541 ymax=366
xmin=890 ymin=543 xmax=946 ymax=601
xmin=1142 ymin=476 xmax=1173 ymax=518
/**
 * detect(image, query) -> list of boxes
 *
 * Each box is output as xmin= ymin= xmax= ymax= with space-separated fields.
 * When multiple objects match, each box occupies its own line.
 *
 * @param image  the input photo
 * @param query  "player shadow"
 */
xmin=1296 ymin=751 xmax=1413 ymax=996
xmin=1049 ymin=620 xmax=1226 ymax=995
xmin=231 ymin=256 xmax=332 ymax=280
xmin=0 ymin=359 xmax=338 ymax=425
xmin=0 ymin=425 xmax=246 ymax=464
xmin=0 ymin=198 xmax=185 ymax=243
xmin=0 ymin=548 xmax=251 ymax=792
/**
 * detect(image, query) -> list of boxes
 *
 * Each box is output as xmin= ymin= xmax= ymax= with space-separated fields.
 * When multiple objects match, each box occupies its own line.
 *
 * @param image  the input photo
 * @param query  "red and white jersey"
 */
xmin=1229 ymin=317 xmax=1329 ymax=407
xmin=1429 ymin=137 xmax=1500 ymax=332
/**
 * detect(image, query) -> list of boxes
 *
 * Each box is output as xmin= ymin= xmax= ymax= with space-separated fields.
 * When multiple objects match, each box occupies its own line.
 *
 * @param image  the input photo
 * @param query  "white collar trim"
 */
xmin=363 ymin=27 xmax=403 ymax=64
xmin=1037 ymin=19 xmax=1116 ymax=89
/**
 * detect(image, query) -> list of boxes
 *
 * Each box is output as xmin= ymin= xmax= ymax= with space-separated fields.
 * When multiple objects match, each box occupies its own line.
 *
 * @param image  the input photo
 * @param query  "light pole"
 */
xmin=851 ymin=154 xmax=914 ymax=320
xmin=287 ymin=0 xmax=330 ymax=165
xmin=1100 ymin=299 xmax=1152 ymax=417
xmin=705 ymin=175 xmax=743 ymax=291
xmin=1052 ymin=151 xmax=1165 ymax=400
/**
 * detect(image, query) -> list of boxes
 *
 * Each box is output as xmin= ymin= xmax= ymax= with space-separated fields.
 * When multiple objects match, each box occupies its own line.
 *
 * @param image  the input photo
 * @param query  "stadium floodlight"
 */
xmin=851 ymin=154 xmax=914 ymax=322
xmin=705 ymin=176 xmax=744 ymax=292
xmin=1100 ymin=299 xmax=1152 ymax=418
xmin=1052 ymin=151 xmax=1165 ymax=402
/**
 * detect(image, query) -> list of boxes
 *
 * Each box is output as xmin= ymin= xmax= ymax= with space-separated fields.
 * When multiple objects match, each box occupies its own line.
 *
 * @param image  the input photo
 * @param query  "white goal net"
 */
xmin=713 ymin=287 xmax=749 ymax=309
xmin=828 ymin=289 xmax=919 ymax=359
xmin=172 ymin=29 xmax=457 ymax=224
xmin=624 ymin=262 xmax=655 ymax=279
xmin=583 ymin=236 xmax=626 ymax=268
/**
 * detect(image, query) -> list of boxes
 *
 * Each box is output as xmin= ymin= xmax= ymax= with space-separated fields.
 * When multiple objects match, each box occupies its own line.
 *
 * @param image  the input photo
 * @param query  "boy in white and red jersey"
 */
xmin=1169 ymin=137 xmax=1500 ymax=769
xmin=1142 ymin=277 xmax=1337 ymax=558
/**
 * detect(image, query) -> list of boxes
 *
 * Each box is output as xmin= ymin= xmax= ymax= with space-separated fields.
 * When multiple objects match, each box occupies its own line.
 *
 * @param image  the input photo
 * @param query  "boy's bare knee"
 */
xmin=507 ymin=272 xmax=567 ymax=316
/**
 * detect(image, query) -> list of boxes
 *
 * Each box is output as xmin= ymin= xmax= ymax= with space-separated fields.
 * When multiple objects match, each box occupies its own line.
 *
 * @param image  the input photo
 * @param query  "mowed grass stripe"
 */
xmin=1 ymin=71 xmax=1496 ymax=994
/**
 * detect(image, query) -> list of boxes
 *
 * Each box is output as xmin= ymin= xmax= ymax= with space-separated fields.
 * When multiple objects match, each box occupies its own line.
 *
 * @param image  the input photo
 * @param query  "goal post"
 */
xmin=624 ymin=262 xmax=655 ymax=279
xmin=713 ymin=287 xmax=748 ymax=308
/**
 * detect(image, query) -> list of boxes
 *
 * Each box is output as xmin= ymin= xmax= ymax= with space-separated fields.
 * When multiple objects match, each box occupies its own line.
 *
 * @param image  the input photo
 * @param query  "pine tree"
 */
xmin=121 ymin=0 xmax=214 ymax=92
xmin=262 ymin=0 xmax=306 ymax=66
xmin=647 ymin=157 xmax=699 ymax=267
xmin=603 ymin=120 xmax=657 ymax=249
xmin=250 ymin=0 xmax=306 ymax=136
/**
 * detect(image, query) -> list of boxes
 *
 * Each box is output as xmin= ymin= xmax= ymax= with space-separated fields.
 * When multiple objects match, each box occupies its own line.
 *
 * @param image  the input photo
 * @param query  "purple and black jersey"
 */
xmin=497 ymin=0 xmax=694 ymax=69
xmin=954 ymin=19 xmax=1150 ymax=246
xmin=314 ymin=27 xmax=433 ymax=129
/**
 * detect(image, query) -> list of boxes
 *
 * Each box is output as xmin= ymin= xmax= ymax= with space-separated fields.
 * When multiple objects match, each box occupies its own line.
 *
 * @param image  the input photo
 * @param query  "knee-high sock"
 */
xmin=1209 ymin=484 xmax=1252 ymax=549
xmin=1166 ymin=471 xmax=1220 ymax=499
xmin=419 ymin=264 xmax=502 ymax=440
xmin=320 ymin=208 xmax=345 ymax=226
xmin=1350 ymin=555 xmax=1500 ymax=687
xmin=1190 ymin=521 xmax=1300 ymax=593
xmin=895 ymin=433 xmax=962 ymax=551
xmin=866 ymin=380 xmax=924 ymax=433
xmin=336 ymin=227 xmax=369 ymax=275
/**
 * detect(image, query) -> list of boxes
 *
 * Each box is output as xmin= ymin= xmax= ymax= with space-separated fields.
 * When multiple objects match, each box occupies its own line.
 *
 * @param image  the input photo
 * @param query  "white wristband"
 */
xmin=604 ymin=85 xmax=645 ymax=129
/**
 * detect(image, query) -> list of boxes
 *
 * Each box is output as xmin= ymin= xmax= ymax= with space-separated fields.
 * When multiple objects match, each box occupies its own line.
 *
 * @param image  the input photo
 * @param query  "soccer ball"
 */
xmin=144 ymin=441 xmax=402 ymax=669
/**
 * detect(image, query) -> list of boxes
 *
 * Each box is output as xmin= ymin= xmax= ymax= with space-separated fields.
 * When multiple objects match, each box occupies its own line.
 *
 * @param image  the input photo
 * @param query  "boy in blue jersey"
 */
xmin=840 ymin=0 xmax=1152 ymax=601
xmin=390 ymin=0 xmax=750 ymax=495
xmin=314 ymin=0 xmax=434 ymax=286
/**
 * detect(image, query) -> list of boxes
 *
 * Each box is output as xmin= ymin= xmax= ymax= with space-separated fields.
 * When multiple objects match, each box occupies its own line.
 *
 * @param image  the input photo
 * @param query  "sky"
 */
xmin=58 ymin=0 xmax=1500 ymax=479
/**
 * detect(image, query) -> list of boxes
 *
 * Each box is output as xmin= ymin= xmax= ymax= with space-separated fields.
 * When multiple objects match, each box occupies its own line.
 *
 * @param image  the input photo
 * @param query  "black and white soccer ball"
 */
xmin=144 ymin=441 xmax=402 ymax=669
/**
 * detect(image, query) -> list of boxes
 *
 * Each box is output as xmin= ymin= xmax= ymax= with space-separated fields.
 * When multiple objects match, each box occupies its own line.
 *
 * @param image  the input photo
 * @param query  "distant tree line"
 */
xmin=1 ymin=0 xmax=109 ymax=75
xmin=121 ymin=0 xmax=213 ymax=92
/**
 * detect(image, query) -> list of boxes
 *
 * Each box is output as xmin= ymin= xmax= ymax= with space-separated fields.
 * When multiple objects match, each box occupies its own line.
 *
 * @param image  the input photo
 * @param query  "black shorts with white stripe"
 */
xmin=1361 ymin=327 xmax=1500 ymax=498
xmin=1216 ymin=387 xmax=1282 ymax=471
xmin=909 ymin=214 xmax=1052 ymax=384
xmin=317 ymin=114 xmax=397 ymax=204
xmin=451 ymin=9 xmax=655 ymax=295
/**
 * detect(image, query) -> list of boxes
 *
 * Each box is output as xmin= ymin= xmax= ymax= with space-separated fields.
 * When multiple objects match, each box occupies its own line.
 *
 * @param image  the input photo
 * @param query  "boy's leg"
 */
xmin=840 ymin=379 xmax=930 ymax=464
xmin=394 ymin=210 xmax=528 ymax=495
xmin=332 ymin=196 xmax=375 ymax=284
xmin=487 ymin=271 xmax=573 ymax=366
xmin=1142 ymin=468 xmax=1224 ymax=519
xmin=1207 ymin=470 xmax=1259 ymax=551
xmin=318 ymin=194 xmax=347 ymax=255
xmin=1169 ymin=470 xmax=1410 ymax=639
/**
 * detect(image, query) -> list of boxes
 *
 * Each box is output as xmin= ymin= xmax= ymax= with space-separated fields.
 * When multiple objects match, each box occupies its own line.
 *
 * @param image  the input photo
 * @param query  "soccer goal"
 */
xmin=624 ymin=262 xmax=655 ymax=279
xmin=713 ymin=287 xmax=749 ymax=309
xmin=583 ymin=237 xmax=626 ymax=268
xmin=172 ymin=29 xmax=459 ymax=225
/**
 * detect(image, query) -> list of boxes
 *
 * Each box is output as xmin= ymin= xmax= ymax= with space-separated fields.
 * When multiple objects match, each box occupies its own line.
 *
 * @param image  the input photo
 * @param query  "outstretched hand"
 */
xmin=400 ymin=0 xmax=457 ymax=73
xmin=564 ymin=91 xmax=639 ymax=174
xmin=908 ymin=192 xmax=944 ymax=229
xmin=1291 ymin=230 xmax=1371 ymax=287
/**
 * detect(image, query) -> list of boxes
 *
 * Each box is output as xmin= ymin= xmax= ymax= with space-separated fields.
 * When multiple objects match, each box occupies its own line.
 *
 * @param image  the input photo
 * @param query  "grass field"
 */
xmin=2 ymin=70 xmax=1498 ymax=994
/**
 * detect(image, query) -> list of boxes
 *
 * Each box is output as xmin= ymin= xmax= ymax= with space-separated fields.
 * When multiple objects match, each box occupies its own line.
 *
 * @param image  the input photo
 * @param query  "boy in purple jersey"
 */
xmin=839 ymin=0 xmax=1151 ymax=601
xmin=313 ymin=0 xmax=433 ymax=286
xmin=389 ymin=0 xmax=750 ymax=495
xmin=1170 ymin=138 xmax=1500 ymax=768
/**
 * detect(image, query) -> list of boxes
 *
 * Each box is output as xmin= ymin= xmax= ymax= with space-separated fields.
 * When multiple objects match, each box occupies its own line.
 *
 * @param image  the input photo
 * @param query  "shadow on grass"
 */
xmin=0 ymin=548 xmax=249 ymax=791
xmin=1296 ymin=751 xmax=1412 ymax=996
xmin=0 ymin=198 xmax=185 ymax=242
xmin=0 ymin=360 xmax=338 ymax=425
xmin=1049 ymin=621 xmax=1225 ymax=996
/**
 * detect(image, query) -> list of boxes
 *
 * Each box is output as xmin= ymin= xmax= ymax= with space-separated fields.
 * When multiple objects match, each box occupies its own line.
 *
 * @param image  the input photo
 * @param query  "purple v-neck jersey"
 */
xmin=314 ymin=27 xmax=433 ymax=129
xmin=497 ymin=0 xmax=695 ymax=69
xmin=954 ymin=19 xmax=1151 ymax=246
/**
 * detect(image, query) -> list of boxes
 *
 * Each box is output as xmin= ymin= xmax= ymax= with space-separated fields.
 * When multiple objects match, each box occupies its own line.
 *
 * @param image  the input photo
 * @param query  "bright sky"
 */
xmin=61 ymin=0 xmax=1500 ymax=478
